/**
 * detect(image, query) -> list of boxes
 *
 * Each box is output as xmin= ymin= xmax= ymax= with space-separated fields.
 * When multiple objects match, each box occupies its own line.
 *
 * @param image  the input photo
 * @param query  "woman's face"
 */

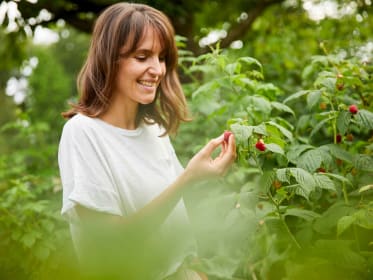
xmin=113 ymin=27 xmax=166 ymax=109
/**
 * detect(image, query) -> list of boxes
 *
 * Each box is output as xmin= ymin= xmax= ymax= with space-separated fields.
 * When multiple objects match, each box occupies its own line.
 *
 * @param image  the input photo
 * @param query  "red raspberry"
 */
xmin=255 ymin=139 xmax=266 ymax=151
xmin=224 ymin=131 xmax=232 ymax=143
xmin=317 ymin=167 xmax=326 ymax=173
xmin=349 ymin=104 xmax=358 ymax=114
xmin=336 ymin=134 xmax=342 ymax=143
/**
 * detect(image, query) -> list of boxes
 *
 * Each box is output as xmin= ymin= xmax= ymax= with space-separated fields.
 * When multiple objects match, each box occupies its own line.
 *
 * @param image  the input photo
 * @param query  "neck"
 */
xmin=100 ymin=97 xmax=139 ymax=130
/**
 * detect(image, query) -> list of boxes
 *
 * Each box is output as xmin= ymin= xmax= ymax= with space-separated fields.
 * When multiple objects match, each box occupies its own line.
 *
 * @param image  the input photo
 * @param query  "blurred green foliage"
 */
xmin=1 ymin=1 xmax=373 ymax=279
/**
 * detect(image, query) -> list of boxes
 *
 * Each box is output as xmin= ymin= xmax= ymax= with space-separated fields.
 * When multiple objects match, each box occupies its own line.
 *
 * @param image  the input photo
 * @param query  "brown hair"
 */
xmin=62 ymin=2 xmax=189 ymax=134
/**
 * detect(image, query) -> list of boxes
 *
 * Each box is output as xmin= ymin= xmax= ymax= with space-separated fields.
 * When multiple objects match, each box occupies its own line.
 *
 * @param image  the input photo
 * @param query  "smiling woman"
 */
xmin=58 ymin=2 xmax=235 ymax=280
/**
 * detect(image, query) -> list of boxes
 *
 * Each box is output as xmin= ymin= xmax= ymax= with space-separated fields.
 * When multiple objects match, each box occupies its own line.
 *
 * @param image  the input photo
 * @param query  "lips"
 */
xmin=138 ymin=80 xmax=157 ymax=87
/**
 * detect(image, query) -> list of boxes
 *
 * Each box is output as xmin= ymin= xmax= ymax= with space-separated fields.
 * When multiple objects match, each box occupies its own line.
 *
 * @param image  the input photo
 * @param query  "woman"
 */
xmin=58 ymin=2 xmax=236 ymax=279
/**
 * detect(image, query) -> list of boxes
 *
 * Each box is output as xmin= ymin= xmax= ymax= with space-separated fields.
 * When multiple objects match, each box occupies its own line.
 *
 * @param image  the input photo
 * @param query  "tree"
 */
xmin=10 ymin=0 xmax=284 ymax=53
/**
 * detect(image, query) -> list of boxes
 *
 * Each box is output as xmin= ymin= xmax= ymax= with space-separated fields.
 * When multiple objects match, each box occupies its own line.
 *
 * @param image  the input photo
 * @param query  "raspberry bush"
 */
xmin=176 ymin=44 xmax=373 ymax=279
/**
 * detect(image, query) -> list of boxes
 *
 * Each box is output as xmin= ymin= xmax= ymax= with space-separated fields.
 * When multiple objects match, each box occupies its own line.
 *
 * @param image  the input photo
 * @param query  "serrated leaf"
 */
xmin=314 ymin=173 xmax=336 ymax=191
xmin=313 ymin=203 xmax=355 ymax=235
xmin=297 ymin=149 xmax=324 ymax=172
xmin=337 ymin=215 xmax=356 ymax=236
xmin=192 ymin=80 xmax=219 ymax=98
xmin=323 ymin=173 xmax=353 ymax=186
xmin=353 ymin=154 xmax=373 ymax=171
xmin=276 ymin=168 xmax=290 ymax=183
xmin=267 ymin=121 xmax=293 ymax=141
xmin=196 ymin=255 xmax=240 ymax=279
xmin=253 ymin=123 xmax=267 ymax=135
xmin=230 ymin=124 xmax=253 ymax=144
xmin=260 ymin=170 xmax=276 ymax=193
xmin=287 ymin=144 xmax=314 ymax=164
xmin=354 ymin=209 xmax=373 ymax=229
xmin=238 ymin=56 xmax=263 ymax=72
xmin=283 ymin=90 xmax=310 ymax=104
xmin=284 ymin=208 xmax=321 ymax=221
xmin=310 ymin=116 xmax=334 ymax=139
xmin=336 ymin=111 xmax=351 ymax=135
xmin=271 ymin=102 xmax=295 ymax=116
xmin=356 ymin=109 xmax=373 ymax=129
xmin=289 ymin=168 xmax=317 ymax=198
xmin=307 ymin=90 xmax=321 ymax=109
xmin=327 ymin=144 xmax=354 ymax=163
xmin=265 ymin=143 xmax=284 ymax=154
xmin=249 ymin=96 xmax=272 ymax=113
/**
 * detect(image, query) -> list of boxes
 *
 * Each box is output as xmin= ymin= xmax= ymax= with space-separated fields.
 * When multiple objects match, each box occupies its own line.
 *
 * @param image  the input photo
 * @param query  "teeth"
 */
xmin=139 ymin=80 xmax=156 ymax=87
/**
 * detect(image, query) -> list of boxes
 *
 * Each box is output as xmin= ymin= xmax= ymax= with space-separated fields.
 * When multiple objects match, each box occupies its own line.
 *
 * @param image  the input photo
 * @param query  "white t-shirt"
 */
xmin=58 ymin=113 xmax=196 ymax=278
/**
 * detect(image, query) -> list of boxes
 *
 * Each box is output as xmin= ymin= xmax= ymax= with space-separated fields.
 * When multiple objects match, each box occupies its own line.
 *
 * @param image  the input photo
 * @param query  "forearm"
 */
xmin=120 ymin=170 xmax=192 ymax=236
xmin=76 ymin=170 xmax=193 ymax=238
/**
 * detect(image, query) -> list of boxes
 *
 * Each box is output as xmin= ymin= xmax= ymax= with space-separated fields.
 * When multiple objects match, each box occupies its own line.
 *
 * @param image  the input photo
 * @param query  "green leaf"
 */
xmin=267 ymin=121 xmax=293 ymax=141
xmin=356 ymin=109 xmax=373 ymax=129
xmin=284 ymin=208 xmax=321 ymax=221
xmin=336 ymin=111 xmax=351 ymax=135
xmin=353 ymin=154 xmax=373 ymax=171
xmin=353 ymin=208 xmax=373 ymax=229
xmin=237 ymin=56 xmax=263 ymax=72
xmin=265 ymin=143 xmax=284 ymax=155
xmin=271 ymin=101 xmax=295 ymax=116
xmin=253 ymin=123 xmax=267 ymax=135
xmin=283 ymin=90 xmax=310 ymax=104
xmin=260 ymin=170 xmax=276 ymax=193
xmin=359 ymin=184 xmax=373 ymax=193
xmin=196 ymin=255 xmax=240 ymax=279
xmin=310 ymin=116 xmax=334 ymax=139
xmin=249 ymin=96 xmax=272 ymax=113
xmin=289 ymin=168 xmax=317 ymax=198
xmin=276 ymin=168 xmax=290 ymax=183
xmin=313 ymin=202 xmax=355 ymax=235
xmin=297 ymin=149 xmax=324 ymax=172
xmin=307 ymin=90 xmax=321 ymax=109
xmin=337 ymin=215 xmax=356 ymax=236
xmin=327 ymin=144 xmax=354 ymax=163
xmin=323 ymin=173 xmax=353 ymax=186
xmin=287 ymin=144 xmax=314 ymax=164
xmin=230 ymin=124 xmax=253 ymax=144
xmin=192 ymin=80 xmax=219 ymax=98
xmin=313 ymin=173 xmax=336 ymax=191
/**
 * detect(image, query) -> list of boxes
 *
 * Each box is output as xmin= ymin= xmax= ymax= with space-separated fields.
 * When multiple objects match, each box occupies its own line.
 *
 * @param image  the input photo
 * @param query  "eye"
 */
xmin=159 ymin=53 xmax=166 ymax=62
xmin=135 ymin=55 xmax=147 ymax=61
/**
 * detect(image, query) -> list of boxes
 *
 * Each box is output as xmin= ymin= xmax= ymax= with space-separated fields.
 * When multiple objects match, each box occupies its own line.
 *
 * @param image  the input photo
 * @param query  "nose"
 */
xmin=148 ymin=57 xmax=164 ymax=77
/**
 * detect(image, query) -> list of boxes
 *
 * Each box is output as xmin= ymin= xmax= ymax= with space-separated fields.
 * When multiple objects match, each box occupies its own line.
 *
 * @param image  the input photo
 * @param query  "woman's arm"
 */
xmin=75 ymin=133 xmax=236 ymax=236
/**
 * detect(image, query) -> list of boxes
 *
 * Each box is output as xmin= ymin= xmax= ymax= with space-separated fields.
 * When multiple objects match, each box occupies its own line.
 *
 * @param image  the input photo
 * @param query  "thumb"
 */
xmin=199 ymin=135 xmax=224 ymax=157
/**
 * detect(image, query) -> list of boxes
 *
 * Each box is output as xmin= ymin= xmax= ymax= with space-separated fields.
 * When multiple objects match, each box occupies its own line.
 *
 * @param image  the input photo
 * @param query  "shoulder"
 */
xmin=61 ymin=114 xmax=100 ymax=142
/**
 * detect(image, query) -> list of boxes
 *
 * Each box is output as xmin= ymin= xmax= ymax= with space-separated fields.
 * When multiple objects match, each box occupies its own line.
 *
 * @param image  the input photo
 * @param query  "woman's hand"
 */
xmin=183 ymin=132 xmax=236 ymax=183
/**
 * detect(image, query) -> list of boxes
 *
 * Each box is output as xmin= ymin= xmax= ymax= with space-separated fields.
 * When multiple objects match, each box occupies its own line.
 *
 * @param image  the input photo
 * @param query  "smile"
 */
xmin=138 ymin=80 xmax=157 ymax=87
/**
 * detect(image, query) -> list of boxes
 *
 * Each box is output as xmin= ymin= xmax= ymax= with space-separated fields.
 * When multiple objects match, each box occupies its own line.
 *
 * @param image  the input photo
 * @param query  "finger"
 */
xmin=200 ymin=135 xmax=224 ymax=156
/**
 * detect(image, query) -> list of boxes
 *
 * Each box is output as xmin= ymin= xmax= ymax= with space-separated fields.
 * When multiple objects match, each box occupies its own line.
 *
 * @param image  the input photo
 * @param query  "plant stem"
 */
xmin=268 ymin=192 xmax=301 ymax=250
xmin=342 ymin=181 xmax=349 ymax=205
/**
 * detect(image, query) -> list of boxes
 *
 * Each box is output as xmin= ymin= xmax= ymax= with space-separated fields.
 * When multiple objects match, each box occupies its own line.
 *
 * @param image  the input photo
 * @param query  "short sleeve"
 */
xmin=58 ymin=118 xmax=123 ymax=220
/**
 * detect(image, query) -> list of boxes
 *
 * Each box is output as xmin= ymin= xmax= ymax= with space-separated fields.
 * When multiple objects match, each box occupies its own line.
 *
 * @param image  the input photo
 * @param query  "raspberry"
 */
xmin=224 ymin=131 xmax=232 ymax=143
xmin=349 ymin=104 xmax=358 ymax=114
xmin=255 ymin=139 xmax=266 ymax=151
xmin=336 ymin=134 xmax=342 ymax=143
